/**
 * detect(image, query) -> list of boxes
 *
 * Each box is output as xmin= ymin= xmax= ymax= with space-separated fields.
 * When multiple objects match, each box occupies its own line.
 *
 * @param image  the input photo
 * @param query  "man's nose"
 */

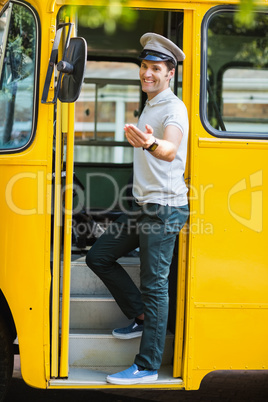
xmin=144 ymin=68 xmax=152 ymax=76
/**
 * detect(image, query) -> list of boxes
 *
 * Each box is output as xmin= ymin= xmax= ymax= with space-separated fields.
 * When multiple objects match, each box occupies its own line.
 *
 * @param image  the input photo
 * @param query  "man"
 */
xmin=86 ymin=32 xmax=189 ymax=384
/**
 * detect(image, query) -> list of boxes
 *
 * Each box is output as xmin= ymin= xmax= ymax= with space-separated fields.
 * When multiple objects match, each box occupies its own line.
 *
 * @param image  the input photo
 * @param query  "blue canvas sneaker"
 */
xmin=112 ymin=320 xmax=143 ymax=339
xmin=106 ymin=364 xmax=158 ymax=385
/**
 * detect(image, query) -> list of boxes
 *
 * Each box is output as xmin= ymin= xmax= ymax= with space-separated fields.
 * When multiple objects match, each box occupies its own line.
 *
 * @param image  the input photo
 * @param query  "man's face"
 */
xmin=139 ymin=60 xmax=175 ymax=100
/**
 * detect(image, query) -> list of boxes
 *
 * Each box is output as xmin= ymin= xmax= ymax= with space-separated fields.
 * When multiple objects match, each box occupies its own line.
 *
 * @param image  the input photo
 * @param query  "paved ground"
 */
xmin=5 ymin=356 xmax=268 ymax=402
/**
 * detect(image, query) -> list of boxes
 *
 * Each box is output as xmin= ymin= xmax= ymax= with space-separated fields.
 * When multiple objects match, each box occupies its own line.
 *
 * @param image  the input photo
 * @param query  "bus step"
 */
xmin=68 ymin=257 xmax=140 ymax=296
xmin=49 ymin=365 xmax=184 ymax=386
xmin=68 ymin=330 xmax=174 ymax=368
xmin=69 ymin=295 xmax=133 ymax=329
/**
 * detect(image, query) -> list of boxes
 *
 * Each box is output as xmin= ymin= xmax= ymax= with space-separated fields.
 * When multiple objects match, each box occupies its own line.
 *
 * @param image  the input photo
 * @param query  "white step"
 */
xmin=69 ymin=295 xmax=133 ymax=329
xmin=69 ymin=256 xmax=140 ymax=296
xmin=69 ymin=330 xmax=174 ymax=368
xmin=49 ymin=365 xmax=183 ymax=386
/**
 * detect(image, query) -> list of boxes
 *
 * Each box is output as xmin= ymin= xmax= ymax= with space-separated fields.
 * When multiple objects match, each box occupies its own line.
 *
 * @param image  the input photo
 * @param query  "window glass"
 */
xmin=74 ymin=61 xmax=140 ymax=163
xmin=0 ymin=7 xmax=8 ymax=53
xmin=203 ymin=9 xmax=268 ymax=136
xmin=0 ymin=3 xmax=37 ymax=151
xmin=222 ymin=68 xmax=268 ymax=132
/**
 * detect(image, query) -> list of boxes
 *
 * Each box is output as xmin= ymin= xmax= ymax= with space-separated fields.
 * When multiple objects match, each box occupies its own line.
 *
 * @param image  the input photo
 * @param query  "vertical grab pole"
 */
xmin=59 ymin=101 xmax=75 ymax=377
xmin=59 ymin=13 xmax=75 ymax=378
xmin=173 ymin=8 xmax=194 ymax=379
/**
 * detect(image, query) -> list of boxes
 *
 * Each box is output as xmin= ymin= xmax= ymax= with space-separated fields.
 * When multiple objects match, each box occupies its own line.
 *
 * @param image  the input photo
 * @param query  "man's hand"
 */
xmin=124 ymin=123 xmax=183 ymax=162
xmin=124 ymin=124 xmax=155 ymax=149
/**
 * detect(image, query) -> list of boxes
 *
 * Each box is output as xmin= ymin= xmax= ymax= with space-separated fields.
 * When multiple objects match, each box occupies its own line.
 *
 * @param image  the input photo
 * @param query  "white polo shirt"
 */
xmin=133 ymin=87 xmax=188 ymax=207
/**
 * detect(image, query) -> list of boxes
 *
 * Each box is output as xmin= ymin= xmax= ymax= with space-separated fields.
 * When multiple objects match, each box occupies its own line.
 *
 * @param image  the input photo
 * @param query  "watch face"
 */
xmin=149 ymin=143 xmax=158 ymax=151
xmin=147 ymin=140 xmax=158 ymax=151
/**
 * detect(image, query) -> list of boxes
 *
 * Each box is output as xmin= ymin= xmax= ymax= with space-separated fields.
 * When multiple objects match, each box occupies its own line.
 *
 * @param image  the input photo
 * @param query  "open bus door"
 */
xmin=42 ymin=22 xmax=87 ymax=378
xmin=46 ymin=5 xmax=189 ymax=388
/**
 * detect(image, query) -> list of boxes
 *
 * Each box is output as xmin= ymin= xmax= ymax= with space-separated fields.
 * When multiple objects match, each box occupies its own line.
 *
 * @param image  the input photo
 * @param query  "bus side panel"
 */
xmin=0 ymin=163 xmax=51 ymax=389
xmin=0 ymin=0 xmax=58 ymax=387
xmin=186 ymin=140 xmax=268 ymax=389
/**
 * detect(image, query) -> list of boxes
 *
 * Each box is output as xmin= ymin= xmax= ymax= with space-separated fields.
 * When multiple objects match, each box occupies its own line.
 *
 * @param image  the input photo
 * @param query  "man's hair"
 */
xmin=165 ymin=60 xmax=176 ymax=71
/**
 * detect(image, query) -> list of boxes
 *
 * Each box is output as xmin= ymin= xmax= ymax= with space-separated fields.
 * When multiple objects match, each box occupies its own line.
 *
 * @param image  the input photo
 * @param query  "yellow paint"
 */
xmin=60 ymin=101 xmax=75 ymax=378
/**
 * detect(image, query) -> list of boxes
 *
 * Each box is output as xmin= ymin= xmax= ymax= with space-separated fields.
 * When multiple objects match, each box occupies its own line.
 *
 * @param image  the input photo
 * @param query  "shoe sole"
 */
xmin=106 ymin=373 xmax=158 ymax=385
xmin=112 ymin=330 xmax=143 ymax=339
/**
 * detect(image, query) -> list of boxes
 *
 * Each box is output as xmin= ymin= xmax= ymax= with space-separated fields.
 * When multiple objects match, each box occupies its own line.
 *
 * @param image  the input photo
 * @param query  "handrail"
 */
xmin=60 ymin=101 xmax=75 ymax=378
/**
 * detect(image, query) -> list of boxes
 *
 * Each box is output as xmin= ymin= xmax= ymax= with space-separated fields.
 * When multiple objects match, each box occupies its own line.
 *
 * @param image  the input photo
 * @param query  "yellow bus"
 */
xmin=0 ymin=0 xmax=267 ymax=399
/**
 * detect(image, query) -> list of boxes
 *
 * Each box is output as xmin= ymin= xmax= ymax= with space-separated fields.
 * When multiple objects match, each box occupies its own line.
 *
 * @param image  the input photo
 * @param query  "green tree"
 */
xmin=62 ymin=0 xmax=137 ymax=34
xmin=236 ymin=0 xmax=259 ymax=27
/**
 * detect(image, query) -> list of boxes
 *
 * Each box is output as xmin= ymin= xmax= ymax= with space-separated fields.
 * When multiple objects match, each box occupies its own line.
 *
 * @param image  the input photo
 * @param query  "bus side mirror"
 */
xmin=41 ymin=23 xmax=87 ymax=104
xmin=57 ymin=37 xmax=87 ymax=103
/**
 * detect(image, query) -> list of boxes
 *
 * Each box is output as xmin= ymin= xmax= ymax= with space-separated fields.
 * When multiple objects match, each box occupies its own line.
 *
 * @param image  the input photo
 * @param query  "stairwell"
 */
xmin=54 ymin=254 xmax=183 ymax=386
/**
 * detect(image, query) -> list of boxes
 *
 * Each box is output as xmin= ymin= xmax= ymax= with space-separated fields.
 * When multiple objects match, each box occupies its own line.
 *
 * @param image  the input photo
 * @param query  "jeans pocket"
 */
xmin=161 ymin=205 xmax=189 ymax=234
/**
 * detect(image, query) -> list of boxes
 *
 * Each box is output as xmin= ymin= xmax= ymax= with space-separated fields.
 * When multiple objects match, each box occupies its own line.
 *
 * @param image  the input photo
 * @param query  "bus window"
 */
xmin=201 ymin=8 xmax=268 ymax=138
xmin=0 ymin=3 xmax=37 ymax=151
xmin=74 ymin=61 xmax=140 ymax=164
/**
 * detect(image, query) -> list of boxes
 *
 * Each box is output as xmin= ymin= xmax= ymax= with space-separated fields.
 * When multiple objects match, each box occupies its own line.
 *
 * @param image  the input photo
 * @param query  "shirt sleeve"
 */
xmin=162 ymin=102 xmax=188 ymax=135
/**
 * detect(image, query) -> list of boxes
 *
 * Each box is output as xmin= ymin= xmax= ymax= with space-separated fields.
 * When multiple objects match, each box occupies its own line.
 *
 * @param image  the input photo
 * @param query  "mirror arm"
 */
xmin=41 ymin=23 xmax=74 ymax=104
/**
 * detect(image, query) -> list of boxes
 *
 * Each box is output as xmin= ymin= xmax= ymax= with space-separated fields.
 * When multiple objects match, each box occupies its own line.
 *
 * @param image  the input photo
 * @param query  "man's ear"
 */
xmin=168 ymin=68 xmax=175 ymax=80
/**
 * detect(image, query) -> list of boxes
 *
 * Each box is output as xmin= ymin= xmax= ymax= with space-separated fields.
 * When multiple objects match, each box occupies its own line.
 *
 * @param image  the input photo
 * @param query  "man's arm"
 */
xmin=124 ymin=123 xmax=182 ymax=162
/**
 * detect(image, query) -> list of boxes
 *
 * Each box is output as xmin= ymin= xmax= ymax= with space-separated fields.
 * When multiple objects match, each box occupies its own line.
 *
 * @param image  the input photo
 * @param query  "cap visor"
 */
xmin=140 ymin=54 xmax=167 ymax=61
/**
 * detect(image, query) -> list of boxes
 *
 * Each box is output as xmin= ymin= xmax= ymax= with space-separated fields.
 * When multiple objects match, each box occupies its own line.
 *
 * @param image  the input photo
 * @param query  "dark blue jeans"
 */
xmin=86 ymin=202 xmax=189 ymax=370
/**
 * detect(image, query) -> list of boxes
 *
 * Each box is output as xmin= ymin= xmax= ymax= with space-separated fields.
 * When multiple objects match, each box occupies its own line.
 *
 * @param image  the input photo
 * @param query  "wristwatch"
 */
xmin=145 ymin=138 xmax=159 ymax=152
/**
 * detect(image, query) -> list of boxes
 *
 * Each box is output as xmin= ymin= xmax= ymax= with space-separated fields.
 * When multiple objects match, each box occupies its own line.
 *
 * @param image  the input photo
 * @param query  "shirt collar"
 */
xmin=147 ymin=87 xmax=173 ymax=106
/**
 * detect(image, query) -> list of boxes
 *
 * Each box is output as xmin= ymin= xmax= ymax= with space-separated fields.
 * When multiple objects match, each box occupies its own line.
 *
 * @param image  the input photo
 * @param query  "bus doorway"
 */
xmin=55 ymin=6 xmax=188 ymax=387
